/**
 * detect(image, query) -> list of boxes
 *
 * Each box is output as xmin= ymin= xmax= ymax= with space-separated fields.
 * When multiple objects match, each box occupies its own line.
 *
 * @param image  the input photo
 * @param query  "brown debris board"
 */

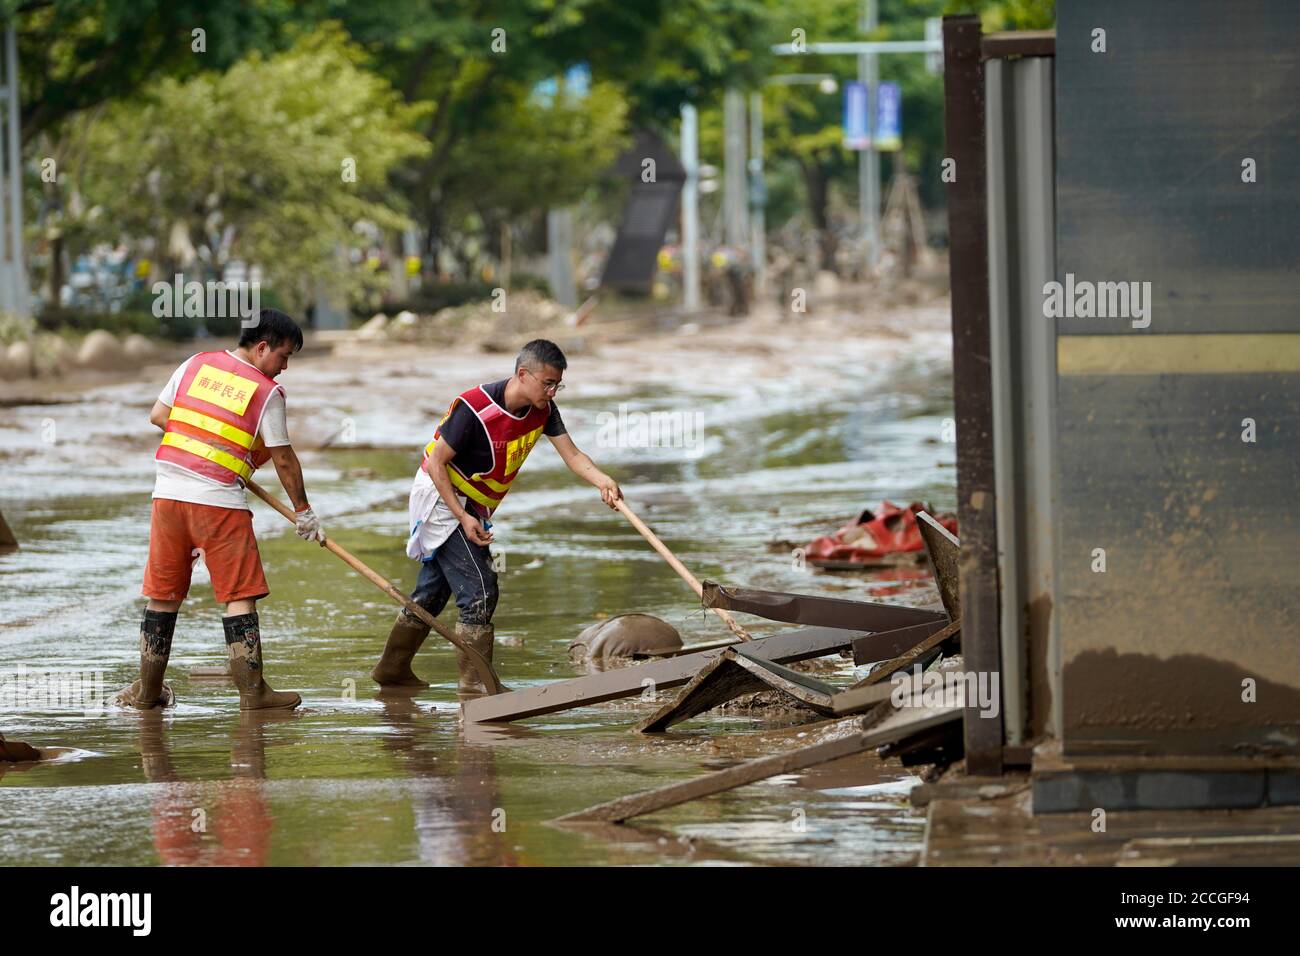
xmin=853 ymin=619 xmax=962 ymax=688
xmin=852 ymin=619 xmax=949 ymax=666
xmin=701 ymin=581 xmax=945 ymax=631
xmin=0 ymin=509 xmax=17 ymax=554
xmin=916 ymin=511 xmax=960 ymax=621
xmin=558 ymin=703 xmax=962 ymax=824
xmin=462 ymin=626 xmax=866 ymax=724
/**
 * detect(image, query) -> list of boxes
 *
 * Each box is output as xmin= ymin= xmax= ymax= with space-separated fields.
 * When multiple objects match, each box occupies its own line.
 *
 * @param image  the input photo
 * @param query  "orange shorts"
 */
xmin=143 ymin=499 xmax=269 ymax=604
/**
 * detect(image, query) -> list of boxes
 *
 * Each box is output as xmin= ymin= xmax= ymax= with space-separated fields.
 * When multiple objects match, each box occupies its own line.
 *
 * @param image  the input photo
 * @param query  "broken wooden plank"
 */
xmin=852 ymin=619 xmax=949 ymax=666
xmin=916 ymin=511 xmax=960 ymax=621
xmin=701 ymin=581 xmax=944 ymax=631
xmin=462 ymin=626 xmax=866 ymax=724
xmin=558 ymin=704 xmax=962 ymax=824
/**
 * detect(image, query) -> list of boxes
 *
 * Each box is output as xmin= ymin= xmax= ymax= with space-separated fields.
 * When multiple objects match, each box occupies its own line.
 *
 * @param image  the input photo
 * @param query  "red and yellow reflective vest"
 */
xmin=424 ymin=385 xmax=549 ymax=517
xmin=155 ymin=350 xmax=281 ymax=485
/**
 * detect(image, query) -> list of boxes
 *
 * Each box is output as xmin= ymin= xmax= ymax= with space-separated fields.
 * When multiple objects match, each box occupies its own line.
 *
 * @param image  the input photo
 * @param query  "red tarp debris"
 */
xmin=804 ymin=501 xmax=958 ymax=568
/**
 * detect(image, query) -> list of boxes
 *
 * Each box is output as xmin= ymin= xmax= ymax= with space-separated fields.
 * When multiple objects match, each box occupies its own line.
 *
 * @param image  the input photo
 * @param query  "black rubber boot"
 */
xmin=372 ymin=612 xmax=431 ymax=687
xmin=114 ymin=608 xmax=177 ymax=710
xmin=223 ymin=612 xmax=301 ymax=711
xmin=455 ymin=622 xmax=495 ymax=694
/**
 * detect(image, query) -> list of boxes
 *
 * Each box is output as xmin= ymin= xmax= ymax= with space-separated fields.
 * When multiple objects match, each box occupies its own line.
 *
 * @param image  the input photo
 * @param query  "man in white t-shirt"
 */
xmin=115 ymin=309 xmax=325 ymax=712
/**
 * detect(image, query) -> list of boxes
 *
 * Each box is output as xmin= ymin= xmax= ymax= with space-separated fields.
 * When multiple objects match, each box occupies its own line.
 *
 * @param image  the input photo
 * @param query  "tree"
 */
xmin=8 ymin=0 xmax=299 ymax=142
xmin=324 ymin=0 xmax=779 ymax=274
xmin=68 ymin=23 xmax=430 ymax=311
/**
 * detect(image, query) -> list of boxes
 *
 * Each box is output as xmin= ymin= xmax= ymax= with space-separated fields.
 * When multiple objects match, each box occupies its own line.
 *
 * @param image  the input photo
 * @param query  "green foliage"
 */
xmin=439 ymin=80 xmax=630 ymax=227
xmin=943 ymin=0 xmax=1055 ymax=31
xmin=68 ymin=23 xmax=430 ymax=312
xmin=0 ymin=311 xmax=36 ymax=345
xmin=615 ymin=0 xmax=780 ymax=125
xmin=18 ymin=0 xmax=1061 ymax=304
xmin=36 ymin=307 xmax=199 ymax=341
xmin=323 ymin=0 xmax=779 ymax=264
xmin=10 ymin=0 xmax=300 ymax=139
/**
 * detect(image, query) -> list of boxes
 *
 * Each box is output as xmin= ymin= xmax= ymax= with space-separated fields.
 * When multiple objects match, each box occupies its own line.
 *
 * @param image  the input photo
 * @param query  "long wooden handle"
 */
xmin=612 ymin=498 xmax=753 ymax=642
xmin=246 ymin=480 xmax=508 ymax=695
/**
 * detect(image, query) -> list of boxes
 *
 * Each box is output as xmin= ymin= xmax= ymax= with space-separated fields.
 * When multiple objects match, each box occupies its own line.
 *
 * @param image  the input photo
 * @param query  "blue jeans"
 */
xmin=407 ymin=523 xmax=498 ymax=627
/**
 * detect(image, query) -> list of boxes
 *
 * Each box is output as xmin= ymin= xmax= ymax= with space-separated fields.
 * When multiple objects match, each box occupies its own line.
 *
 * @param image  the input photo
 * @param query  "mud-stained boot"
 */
xmin=0 ymin=733 xmax=41 ymax=762
xmin=113 ymin=608 xmax=178 ymax=710
xmin=455 ymin=622 xmax=495 ymax=694
xmin=371 ymin=612 xmax=431 ymax=687
xmin=223 ymin=612 xmax=301 ymax=711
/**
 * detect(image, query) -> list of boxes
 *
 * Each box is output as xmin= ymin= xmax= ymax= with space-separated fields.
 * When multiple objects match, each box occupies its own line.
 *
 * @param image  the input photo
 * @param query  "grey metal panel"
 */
xmin=1055 ymin=0 xmax=1300 ymax=335
xmin=986 ymin=59 xmax=1020 ymax=743
xmin=1054 ymin=371 xmax=1300 ymax=752
xmin=1055 ymin=0 xmax=1300 ymax=756
xmin=1014 ymin=58 xmax=1060 ymax=744
xmin=986 ymin=56 xmax=1059 ymax=746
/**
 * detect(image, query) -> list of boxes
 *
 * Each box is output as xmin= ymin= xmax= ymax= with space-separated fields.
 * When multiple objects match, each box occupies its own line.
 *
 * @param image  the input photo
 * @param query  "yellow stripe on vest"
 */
xmin=477 ymin=474 xmax=513 ymax=493
xmin=160 ymin=432 xmax=253 ymax=481
xmin=446 ymin=467 xmax=503 ymax=509
xmin=423 ymin=449 xmax=512 ymax=492
xmin=168 ymin=406 xmax=255 ymax=449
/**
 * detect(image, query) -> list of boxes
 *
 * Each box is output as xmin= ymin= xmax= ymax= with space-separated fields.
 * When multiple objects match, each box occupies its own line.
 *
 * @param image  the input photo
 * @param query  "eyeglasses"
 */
xmin=525 ymin=368 xmax=565 ymax=393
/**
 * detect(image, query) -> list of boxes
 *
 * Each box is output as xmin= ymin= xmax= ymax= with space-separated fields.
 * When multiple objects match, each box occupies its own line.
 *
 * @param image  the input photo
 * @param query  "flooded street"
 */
xmin=1 ymin=303 xmax=956 ymax=866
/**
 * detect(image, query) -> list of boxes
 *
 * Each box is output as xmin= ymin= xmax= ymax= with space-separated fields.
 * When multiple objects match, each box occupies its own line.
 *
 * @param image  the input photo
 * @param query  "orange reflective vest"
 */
xmin=424 ymin=385 xmax=549 ymax=517
xmin=155 ymin=351 xmax=281 ymax=485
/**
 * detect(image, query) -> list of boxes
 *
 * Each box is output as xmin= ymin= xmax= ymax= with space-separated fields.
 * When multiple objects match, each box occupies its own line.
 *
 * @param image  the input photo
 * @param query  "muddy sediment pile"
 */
xmin=368 ymin=292 xmax=575 ymax=352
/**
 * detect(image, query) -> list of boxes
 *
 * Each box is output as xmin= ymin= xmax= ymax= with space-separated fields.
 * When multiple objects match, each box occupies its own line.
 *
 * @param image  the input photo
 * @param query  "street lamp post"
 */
xmin=772 ymin=20 xmax=944 ymax=278
xmin=859 ymin=0 xmax=879 ymax=273
xmin=680 ymin=103 xmax=701 ymax=313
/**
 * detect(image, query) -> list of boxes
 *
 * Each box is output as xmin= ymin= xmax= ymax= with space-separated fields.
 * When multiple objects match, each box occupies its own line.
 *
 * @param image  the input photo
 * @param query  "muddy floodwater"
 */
xmin=1 ymin=305 xmax=956 ymax=865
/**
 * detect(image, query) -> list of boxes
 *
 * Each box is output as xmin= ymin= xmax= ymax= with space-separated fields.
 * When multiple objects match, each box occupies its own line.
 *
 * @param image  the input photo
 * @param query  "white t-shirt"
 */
xmin=152 ymin=351 xmax=290 ymax=511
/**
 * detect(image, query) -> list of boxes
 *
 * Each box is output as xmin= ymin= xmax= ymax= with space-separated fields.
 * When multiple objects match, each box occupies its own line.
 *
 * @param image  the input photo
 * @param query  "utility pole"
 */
xmin=771 ymin=21 xmax=945 ymax=275
xmin=859 ymin=0 xmax=880 ymax=273
xmin=680 ymin=103 xmax=701 ymax=312
xmin=748 ymin=92 xmax=766 ymax=300
xmin=0 ymin=21 xmax=29 ymax=317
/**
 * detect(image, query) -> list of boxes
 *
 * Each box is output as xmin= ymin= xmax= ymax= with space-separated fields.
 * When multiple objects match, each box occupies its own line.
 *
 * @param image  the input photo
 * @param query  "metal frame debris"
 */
xmin=461 ymin=626 xmax=865 ymax=724
xmin=558 ymin=704 xmax=962 ymax=824
xmin=702 ymin=581 xmax=945 ymax=631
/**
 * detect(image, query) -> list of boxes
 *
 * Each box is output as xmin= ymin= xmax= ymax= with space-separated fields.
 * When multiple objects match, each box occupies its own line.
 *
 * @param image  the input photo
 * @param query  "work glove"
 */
xmin=295 ymin=506 xmax=325 ymax=545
